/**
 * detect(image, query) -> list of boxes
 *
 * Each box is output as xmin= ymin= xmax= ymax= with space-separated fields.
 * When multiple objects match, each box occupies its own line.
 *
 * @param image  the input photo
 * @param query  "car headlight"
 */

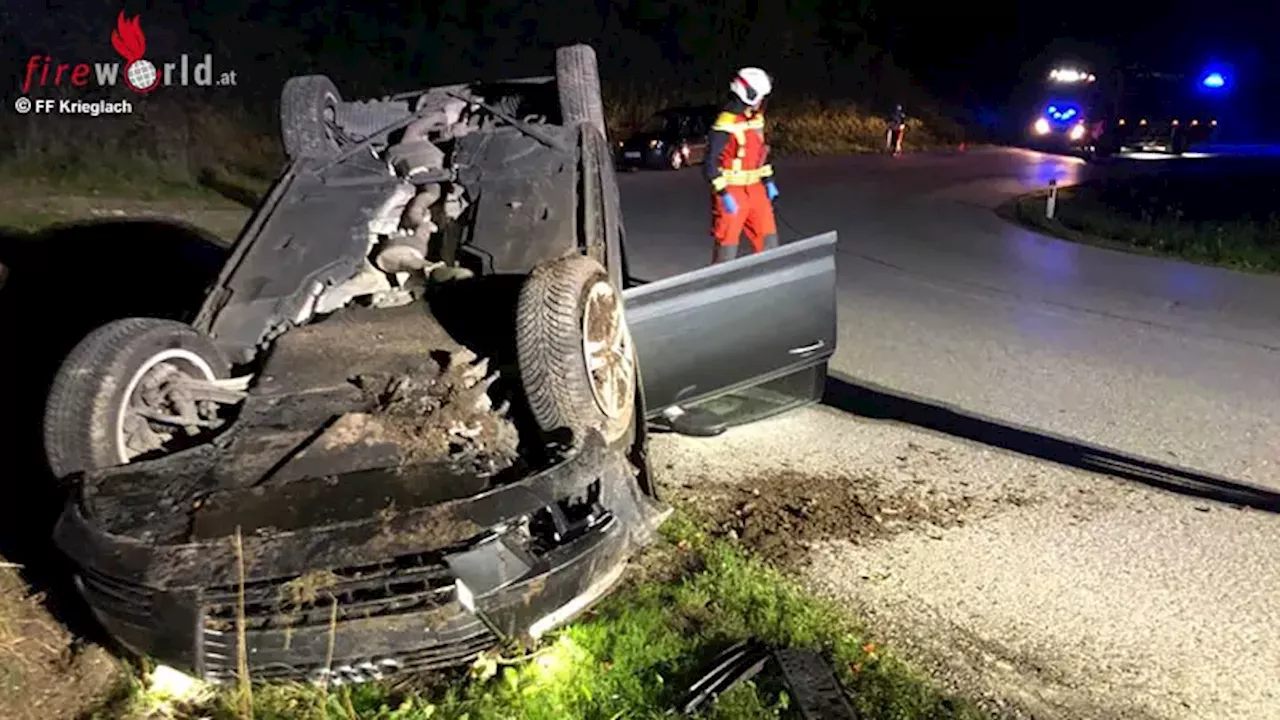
xmin=1068 ymin=123 xmax=1085 ymax=141
xmin=1033 ymin=118 xmax=1051 ymax=135
xmin=649 ymin=139 xmax=661 ymax=149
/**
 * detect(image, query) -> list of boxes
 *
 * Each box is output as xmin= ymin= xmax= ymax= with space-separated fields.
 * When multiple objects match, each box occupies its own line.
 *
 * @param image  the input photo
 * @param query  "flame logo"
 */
xmin=111 ymin=11 xmax=146 ymax=63
xmin=110 ymin=11 xmax=158 ymax=93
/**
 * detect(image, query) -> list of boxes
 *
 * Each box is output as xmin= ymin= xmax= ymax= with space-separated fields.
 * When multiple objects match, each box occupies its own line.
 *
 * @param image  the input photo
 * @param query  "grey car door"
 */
xmin=622 ymin=231 xmax=837 ymax=425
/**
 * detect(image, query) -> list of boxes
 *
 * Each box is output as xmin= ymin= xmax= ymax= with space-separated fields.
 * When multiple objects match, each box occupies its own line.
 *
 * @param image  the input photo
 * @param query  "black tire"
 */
xmin=516 ymin=255 xmax=636 ymax=447
xmin=281 ymin=74 xmax=344 ymax=160
xmin=555 ymin=45 xmax=607 ymax=138
xmin=43 ymin=317 xmax=230 ymax=479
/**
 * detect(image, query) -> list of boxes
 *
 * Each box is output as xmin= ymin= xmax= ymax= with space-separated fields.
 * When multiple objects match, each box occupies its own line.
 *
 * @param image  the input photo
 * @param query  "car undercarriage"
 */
xmin=36 ymin=44 xmax=839 ymax=685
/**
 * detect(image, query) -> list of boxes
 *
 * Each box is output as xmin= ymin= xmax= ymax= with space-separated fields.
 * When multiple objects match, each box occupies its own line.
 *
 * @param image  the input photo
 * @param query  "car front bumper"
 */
xmin=54 ymin=432 xmax=669 ymax=685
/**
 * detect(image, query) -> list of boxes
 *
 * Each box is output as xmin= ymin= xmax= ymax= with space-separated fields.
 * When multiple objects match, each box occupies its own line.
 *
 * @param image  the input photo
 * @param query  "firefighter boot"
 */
xmin=712 ymin=242 xmax=740 ymax=265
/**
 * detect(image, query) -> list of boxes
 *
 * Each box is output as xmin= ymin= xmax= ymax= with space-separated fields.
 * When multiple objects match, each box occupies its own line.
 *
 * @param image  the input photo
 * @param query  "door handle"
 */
xmin=788 ymin=340 xmax=825 ymax=355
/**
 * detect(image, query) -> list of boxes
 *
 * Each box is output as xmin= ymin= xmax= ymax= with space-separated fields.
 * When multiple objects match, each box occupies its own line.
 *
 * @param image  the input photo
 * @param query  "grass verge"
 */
xmin=1001 ymin=177 xmax=1280 ymax=274
xmin=0 ymin=90 xmax=963 ymax=202
xmin=90 ymin=514 xmax=983 ymax=720
xmin=0 ymin=93 xmax=961 ymax=241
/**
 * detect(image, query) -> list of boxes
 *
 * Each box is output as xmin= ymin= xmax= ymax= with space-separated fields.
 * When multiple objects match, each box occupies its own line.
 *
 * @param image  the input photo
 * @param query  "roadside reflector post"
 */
xmin=1046 ymin=178 xmax=1058 ymax=220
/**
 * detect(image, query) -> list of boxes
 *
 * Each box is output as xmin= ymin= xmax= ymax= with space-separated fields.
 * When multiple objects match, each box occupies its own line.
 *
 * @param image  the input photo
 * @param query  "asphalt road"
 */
xmin=620 ymin=147 xmax=1280 ymax=490
xmin=625 ymin=147 xmax=1280 ymax=719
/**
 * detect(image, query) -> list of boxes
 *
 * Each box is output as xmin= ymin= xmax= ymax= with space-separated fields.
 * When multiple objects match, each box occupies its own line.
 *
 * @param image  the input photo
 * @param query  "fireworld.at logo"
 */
xmin=21 ymin=11 xmax=237 ymax=94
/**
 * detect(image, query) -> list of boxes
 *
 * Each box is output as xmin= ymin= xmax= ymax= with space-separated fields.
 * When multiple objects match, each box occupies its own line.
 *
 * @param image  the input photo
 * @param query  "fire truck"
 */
xmin=1027 ymin=63 xmax=1223 ymax=157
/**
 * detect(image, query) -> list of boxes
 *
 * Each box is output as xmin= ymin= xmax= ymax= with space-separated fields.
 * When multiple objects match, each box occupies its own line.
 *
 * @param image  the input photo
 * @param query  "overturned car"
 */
xmin=44 ymin=45 xmax=838 ymax=684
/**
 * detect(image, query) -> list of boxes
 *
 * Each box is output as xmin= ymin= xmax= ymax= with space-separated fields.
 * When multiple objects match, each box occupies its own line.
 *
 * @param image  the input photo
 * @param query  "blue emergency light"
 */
xmin=1202 ymin=72 xmax=1225 ymax=89
xmin=1046 ymin=104 xmax=1079 ymax=122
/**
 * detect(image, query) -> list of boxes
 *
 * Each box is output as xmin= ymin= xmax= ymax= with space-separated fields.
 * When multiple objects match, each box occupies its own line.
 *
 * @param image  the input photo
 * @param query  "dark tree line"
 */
xmin=5 ymin=0 xmax=941 ymax=116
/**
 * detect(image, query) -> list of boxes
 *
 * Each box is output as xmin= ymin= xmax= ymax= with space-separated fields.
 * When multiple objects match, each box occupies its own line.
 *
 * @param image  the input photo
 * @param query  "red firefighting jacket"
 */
xmin=704 ymin=106 xmax=773 ymax=192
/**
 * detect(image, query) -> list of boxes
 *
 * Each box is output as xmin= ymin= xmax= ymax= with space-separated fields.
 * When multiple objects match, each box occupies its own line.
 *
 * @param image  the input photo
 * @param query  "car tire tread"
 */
xmin=43 ymin=317 xmax=229 ymax=480
xmin=516 ymin=255 xmax=632 ymax=446
xmin=555 ymin=45 xmax=607 ymax=138
xmin=281 ymin=74 xmax=343 ymax=160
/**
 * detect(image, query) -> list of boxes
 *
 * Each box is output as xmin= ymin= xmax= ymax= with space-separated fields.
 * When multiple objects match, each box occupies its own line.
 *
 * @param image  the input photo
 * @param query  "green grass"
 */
xmin=100 ymin=515 xmax=983 ymax=720
xmin=0 ymin=158 xmax=233 ymax=202
xmin=603 ymin=90 xmax=961 ymax=157
xmin=0 ymin=99 xmax=281 ymax=207
xmin=1006 ymin=179 xmax=1280 ymax=274
xmin=0 ymin=91 xmax=962 ymax=202
xmin=0 ymin=206 xmax=72 ymax=233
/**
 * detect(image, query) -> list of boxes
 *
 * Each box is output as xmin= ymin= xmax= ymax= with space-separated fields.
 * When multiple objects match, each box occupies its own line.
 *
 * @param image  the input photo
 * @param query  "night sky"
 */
xmin=4 ymin=0 xmax=1274 ymax=129
xmin=884 ymin=1 xmax=1265 ymax=103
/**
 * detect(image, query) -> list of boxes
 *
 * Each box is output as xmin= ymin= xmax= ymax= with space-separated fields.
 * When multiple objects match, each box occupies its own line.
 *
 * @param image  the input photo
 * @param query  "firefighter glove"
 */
xmin=765 ymin=180 xmax=779 ymax=201
xmin=719 ymin=191 xmax=739 ymax=215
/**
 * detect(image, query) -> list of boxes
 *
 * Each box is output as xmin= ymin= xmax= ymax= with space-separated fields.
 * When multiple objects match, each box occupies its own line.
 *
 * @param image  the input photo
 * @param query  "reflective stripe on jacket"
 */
xmin=705 ymin=109 xmax=774 ymax=192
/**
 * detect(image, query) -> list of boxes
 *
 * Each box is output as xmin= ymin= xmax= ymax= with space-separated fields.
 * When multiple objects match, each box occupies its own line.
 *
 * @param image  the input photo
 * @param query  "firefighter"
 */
xmin=888 ymin=104 xmax=907 ymax=155
xmin=705 ymin=67 xmax=779 ymax=264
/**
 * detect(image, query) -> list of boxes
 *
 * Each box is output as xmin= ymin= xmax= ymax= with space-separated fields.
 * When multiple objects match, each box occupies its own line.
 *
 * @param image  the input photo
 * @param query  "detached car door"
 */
xmin=622 ymin=231 xmax=837 ymax=427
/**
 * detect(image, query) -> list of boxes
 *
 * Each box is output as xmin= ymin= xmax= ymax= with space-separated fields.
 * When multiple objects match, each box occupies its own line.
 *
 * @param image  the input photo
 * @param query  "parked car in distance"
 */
xmin=616 ymin=105 xmax=719 ymax=171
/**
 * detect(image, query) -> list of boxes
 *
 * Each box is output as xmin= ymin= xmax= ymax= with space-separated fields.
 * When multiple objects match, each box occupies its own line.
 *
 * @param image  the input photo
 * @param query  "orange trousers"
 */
xmin=710 ymin=182 xmax=778 ymax=263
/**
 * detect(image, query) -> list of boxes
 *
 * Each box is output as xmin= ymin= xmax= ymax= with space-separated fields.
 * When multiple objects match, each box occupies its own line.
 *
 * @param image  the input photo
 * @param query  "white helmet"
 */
xmin=730 ymin=67 xmax=772 ymax=107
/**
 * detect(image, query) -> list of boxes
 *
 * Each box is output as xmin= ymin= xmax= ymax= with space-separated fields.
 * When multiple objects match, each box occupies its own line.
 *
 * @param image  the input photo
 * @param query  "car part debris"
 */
xmin=679 ymin=639 xmax=773 ymax=715
xmin=774 ymin=647 xmax=857 ymax=719
xmin=677 ymin=641 xmax=856 ymax=719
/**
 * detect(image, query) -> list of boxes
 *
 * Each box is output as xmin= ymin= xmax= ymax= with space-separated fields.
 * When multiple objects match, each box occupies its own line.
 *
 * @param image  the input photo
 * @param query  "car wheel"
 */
xmin=281 ymin=74 xmax=344 ymax=160
xmin=516 ymin=255 xmax=636 ymax=447
xmin=43 ymin=317 xmax=232 ymax=479
xmin=555 ymin=45 xmax=607 ymax=138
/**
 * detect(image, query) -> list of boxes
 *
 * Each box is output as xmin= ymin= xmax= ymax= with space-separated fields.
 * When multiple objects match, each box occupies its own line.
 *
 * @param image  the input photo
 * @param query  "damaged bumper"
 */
xmin=53 ymin=433 xmax=668 ymax=685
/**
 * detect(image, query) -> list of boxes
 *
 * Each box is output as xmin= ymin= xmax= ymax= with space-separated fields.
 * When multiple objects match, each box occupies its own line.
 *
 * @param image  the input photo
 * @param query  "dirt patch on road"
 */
xmin=0 ymin=564 xmax=124 ymax=720
xmin=670 ymin=467 xmax=978 ymax=568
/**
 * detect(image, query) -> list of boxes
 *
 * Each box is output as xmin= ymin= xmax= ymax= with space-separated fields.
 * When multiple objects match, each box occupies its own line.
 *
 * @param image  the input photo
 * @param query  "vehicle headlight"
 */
xmin=649 ymin=139 xmax=660 ymax=148
xmin=1068 ymin=123 xmax=1086 ymax=140
xmin=1033 ymin=118 xmax=1051 ymax=135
